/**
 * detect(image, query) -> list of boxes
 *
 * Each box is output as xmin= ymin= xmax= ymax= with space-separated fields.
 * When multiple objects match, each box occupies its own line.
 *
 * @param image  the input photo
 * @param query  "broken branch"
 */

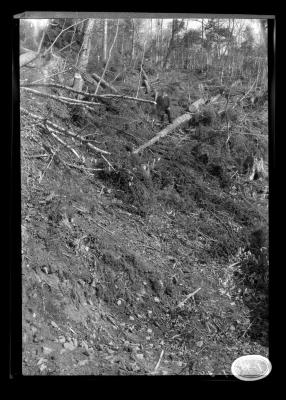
xmin=20 ymin=107 xmax=111 ymax=155
xmin=21 ymin=87 xmax=101 ymax=108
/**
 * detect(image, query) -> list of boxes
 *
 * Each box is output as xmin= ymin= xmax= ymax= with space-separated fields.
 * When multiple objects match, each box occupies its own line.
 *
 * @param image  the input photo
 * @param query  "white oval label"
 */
xmin=231 ymin=355 xmax=271 ymax=381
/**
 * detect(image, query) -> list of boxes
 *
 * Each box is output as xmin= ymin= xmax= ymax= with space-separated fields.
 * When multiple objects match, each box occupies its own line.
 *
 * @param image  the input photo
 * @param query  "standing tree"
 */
xmin=163 ymin=19 xmax=185 ymax=69
xmin=95 ymin=19 xmax=120 ymax=94
xmin=73 ymin=19 xmax=95 ymax=96
xmin=103 ymin=19 xmax=108 ymax=62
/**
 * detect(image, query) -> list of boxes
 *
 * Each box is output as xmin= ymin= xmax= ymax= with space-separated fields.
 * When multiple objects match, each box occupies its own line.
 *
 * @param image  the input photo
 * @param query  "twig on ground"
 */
xmin=101 ymin=154 xmax=115 ymax=171
xmin=45 ymin=125 xmax=82 ymax=159
xmin=227 ymin=261 xmax=241 ymax=268
xmin=241 ymin=321 xmax=254 ymax=338
xmin=27 ymin=153 xmax=49 ymax=159
xmin=177 ymin=287 xmax=202 ymax=308
xmin=152 ymin=350 xmax=164 ymax=375
xmin=39 ymin=151 xmax=56 ymax=183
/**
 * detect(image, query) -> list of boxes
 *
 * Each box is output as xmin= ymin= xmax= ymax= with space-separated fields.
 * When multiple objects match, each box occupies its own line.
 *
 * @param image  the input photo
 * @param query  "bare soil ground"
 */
xmin=21 ymin=66 xmax=269 ymax=375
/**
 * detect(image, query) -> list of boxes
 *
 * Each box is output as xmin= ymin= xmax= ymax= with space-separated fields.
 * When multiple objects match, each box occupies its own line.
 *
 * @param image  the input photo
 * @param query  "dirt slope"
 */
xmin=21 ymin=68 xmax=269 ymax=376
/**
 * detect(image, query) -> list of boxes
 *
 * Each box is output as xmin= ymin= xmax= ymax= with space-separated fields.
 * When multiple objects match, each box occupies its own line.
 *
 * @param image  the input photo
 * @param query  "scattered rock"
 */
xmin=31 ymin=326 xmax=37 ymax=335
xmin=42 ymin=346 xmax=53 ymax=355
xmin=64 ymin=342 xmax=76 ymax=351
xmin=50 ymin=321 xmax=59 ymax=329
xmin=37 ymin=357 xmax=48 ymax=365
xmin=39 ymin=364 xmax=47 ymax=372
xmin=41 ymin=266 xmax=50 ymax=274
xmin=147 ymin=328 xmax=152 ymax=334
xmin=58 ymin=336 xmax=66 ymax=343
xmin=154 ymin=297 xmax=160 ymax=303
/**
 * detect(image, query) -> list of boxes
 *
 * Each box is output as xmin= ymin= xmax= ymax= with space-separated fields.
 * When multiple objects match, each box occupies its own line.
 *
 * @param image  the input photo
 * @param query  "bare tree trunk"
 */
xmin=73 ymin=19 xmax=95 ymax=98
xmin=136 ymin=39 xmax=147 ymax=97
xmin=160 ymin=19 xmax=163 ymax=68
xmin=103 ymin=19 xmax=108 ymax=62
xmin=163 ymin=19 xmax=176 ymax=69
xmin=259 ymin=19 xmax=267 ymax=50
xmin=121 ymin=23 xmax=125 ymax=56
xmin=76 ymin=19 xmax=95 ymax=70
xmin=95 ymin=19 xmax=120 ymax=94
xmin=130 ymin=19 xmax=135 ymax=63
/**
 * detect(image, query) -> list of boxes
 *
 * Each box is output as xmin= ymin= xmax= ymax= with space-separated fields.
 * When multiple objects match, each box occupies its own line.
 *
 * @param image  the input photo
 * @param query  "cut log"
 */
xmin=133 ymin=96 xmax=216 ymax=155
xmin=188 ymin=98 xmax=206 ymax=113
xmin=132 ymin=113 xmax=193 ymax=154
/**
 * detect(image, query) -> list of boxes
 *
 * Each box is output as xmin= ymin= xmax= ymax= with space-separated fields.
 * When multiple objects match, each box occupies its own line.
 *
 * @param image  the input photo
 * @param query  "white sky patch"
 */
xmin=141 ymin=18 xmax=264 ymax=45
xmin=25 ymin=18 xmax=50 ymax=39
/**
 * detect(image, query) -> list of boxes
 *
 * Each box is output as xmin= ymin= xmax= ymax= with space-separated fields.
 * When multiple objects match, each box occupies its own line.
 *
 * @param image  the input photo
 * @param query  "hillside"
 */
xmin=21 ymin=59 xmax=269 ymax=376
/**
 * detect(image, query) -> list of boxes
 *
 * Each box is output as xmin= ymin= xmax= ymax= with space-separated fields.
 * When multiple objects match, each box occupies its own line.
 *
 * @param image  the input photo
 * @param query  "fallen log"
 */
xmin=20 ymin=51 xmax=39 ymax=68
xmin=133 ymin=97 xmax=208 ymax=154
xmin=132 ymin=113 xmax=193 ymax=154
xmin=20 ymin=83 xmax=154 ymax=104
xmin=92 ymin=72 xmax=118 ymax=93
